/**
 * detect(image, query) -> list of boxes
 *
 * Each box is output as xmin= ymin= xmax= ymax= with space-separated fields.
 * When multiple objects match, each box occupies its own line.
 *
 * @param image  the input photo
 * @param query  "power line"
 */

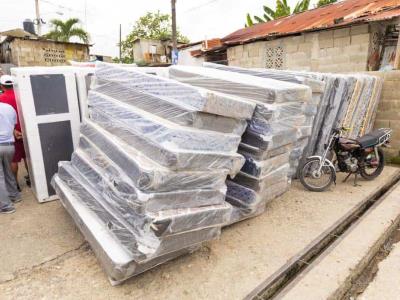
xmin=40 ymin=0 xmax=86 ymax=14
xmin=183 ymin=0 xmax=221 ymax=13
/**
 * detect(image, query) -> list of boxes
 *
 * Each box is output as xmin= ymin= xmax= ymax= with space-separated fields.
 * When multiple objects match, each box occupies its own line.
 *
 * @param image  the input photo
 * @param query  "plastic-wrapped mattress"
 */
xmin=53 ymin=62 xmax=256 ymax=284
xmin=169 ymin=66 xmax=312 ymax=104
xmin=80 ymin=122 xmax=234 ymax=191
xmin=53 ymin=175 xmax=207 ymax=285
xmin=93 ymin=81 xmax=248 ymax=135
xmin=70 ymin=150 xmax=226 ymax=214
xmin=56 ymin=163 xmax=230 ymax=258
xmin=95 ymin=62 xmax=255 ymax=120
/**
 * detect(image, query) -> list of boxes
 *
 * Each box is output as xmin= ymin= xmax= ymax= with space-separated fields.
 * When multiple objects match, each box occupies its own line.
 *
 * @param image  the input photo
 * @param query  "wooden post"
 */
xmin=171 ymin=0 xmax=178 ymax=64
xmin=119 ymin=24 xmax=122 ymax=62
xmin=171 ymin=0 xmax=177 ymax=51
xmin=35 ymin=0 xmax=41 ymax=36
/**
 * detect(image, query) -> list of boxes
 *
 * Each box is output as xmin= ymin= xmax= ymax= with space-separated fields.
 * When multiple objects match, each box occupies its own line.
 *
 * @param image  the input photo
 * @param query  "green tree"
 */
xmin=44 ymin=18 xmax=89 ymax=43
xmin=120 ymin=11 xmax=189 ymax=61
xmin=316 ymin=0 xmax=337 ymax=7
xmin=246 ymin=0 xmax=310 ymax=27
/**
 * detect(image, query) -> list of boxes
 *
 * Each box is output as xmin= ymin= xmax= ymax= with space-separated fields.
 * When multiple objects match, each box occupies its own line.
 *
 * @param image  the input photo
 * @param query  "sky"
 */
xmin=1 ymin=0 xmax=317 ymax=57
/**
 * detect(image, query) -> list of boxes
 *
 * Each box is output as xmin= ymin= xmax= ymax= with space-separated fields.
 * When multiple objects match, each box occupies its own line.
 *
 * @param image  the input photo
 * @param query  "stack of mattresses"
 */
xmin=52 ymin=62 xmax=255 ymax=284
xmin=280 ymin=71 xmax=383 ymax=156
xmin=340 ymin=75 xmax=383 ymax=139
xmin=203 ymin=63 xmax=324 ymax=177
xmin=218 ymin=67 xmax=382 ymax=176
xmin=169 ymin=66 xmax=313 ymax=223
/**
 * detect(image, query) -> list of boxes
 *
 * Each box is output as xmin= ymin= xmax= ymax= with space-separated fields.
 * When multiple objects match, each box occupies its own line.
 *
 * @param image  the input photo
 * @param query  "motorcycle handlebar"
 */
xmin=332 ymin=127 xmax=351 ymax=135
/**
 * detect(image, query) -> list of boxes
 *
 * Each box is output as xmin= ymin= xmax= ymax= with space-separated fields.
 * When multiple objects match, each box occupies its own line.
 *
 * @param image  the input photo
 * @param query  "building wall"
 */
xmin=178 ymin=44 xmax=204 ymax=66
xmin=133 ymin=39 xmax=169 ymax=64
xmin=2 ymin=39 xmax=89 ymax=67
xmin=227 ymin=24 xmax=371 ymax=72
xmin=371 ymin=71 xmax=400 ymax=159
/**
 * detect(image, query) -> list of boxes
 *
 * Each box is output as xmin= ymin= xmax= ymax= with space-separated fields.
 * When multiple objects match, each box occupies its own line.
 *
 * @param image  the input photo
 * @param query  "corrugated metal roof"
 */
xmin=0 ymin=28 xmax=36 ymax=39
xmin=222 ymin=0 xmax=400 ymax=45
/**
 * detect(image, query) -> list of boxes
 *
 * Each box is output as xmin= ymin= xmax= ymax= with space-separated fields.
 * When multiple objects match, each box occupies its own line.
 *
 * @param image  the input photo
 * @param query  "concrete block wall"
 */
xmin=371 ymin=71 xmax=400 ymax=159
xmin=7 ymin=39 xmax=89 ymax=67
xmin=227 ymin=41 xmax=265 ymax=68
xmin=227 ymin=24 xmax=371 ymax=72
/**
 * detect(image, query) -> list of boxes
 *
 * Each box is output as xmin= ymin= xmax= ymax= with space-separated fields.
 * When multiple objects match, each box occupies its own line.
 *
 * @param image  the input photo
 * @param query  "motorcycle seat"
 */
xmin=357 ymin=129 xmax=387 ymax=148
xmin=339 ymin=138 xmax=360 ymax=150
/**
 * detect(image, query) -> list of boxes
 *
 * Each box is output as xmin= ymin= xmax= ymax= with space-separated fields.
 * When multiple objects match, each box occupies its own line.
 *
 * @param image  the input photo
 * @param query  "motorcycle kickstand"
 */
xmin=343 ymin=172 xmax=352 ymax=183
xmin=353 ymin=173 xmax=362 ymax=187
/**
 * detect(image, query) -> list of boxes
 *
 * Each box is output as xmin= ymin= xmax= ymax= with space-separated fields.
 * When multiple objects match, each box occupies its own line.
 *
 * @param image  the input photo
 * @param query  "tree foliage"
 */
xmin=316 ymin=0 xmax=337 ymax=7
xmin=121 ymin=11 xmax=189 ymax=60
xmin=44 ymin=18 xmax=89 ymax=43
xmin=245 ymin=0 xmax=310 ymax=27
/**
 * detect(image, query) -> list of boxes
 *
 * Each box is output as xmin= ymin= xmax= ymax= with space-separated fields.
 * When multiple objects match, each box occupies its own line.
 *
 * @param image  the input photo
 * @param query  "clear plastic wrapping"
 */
xmin=89 ymin=109 xmax=244 ymax=173
xmin=232 ymin=164 xmax=290 ymax=193
xmin=169 ymin=65 xmax=312 ymax=104
xmin=53 ymin=62 xmax=259 ymax=284
xmin=204 ymin=63 xmax=325 ymax=94
xmin=94 ymin=62 xmax=256 ymax=120
xmin=241 ymin=123 xmax=297 ymax=151
xmin=80 ymin=121 xmax=234 ymax=191
xmin=341 ymin=76 xmax=383 ymax=139
xmin=93 ymin=80 xmax=248 ymax=135
xmin=225 ymin=176 xmax=290 ymax=223
xmin=55 ymin=163 xmax=230 ymax=258
xmin=53 ymin=175 xmax=213 ymax=284
xmin=239 ymin=142 xmax=294 ymax=161
xmin=88 ymin=91 xmax=242 ymax=152
xmin=70 ymin=150 xmax=227 ymax=214
xmin=241 ymin=152 xmax=290 ymax=178
xmin=248 ymin=104 xmax=308 ymax=134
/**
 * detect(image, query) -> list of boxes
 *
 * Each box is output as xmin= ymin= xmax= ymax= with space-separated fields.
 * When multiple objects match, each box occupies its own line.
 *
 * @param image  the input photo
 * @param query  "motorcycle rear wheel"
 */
xmin=299 ymin=158 xmax=336 ymax=192
xmin=359 ymin=148 xmax=385 ymax=180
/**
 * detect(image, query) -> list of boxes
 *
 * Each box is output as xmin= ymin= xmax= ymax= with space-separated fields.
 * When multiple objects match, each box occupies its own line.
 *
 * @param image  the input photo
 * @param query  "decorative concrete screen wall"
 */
xmin=227 ymin=24 xmax=371 ymax=72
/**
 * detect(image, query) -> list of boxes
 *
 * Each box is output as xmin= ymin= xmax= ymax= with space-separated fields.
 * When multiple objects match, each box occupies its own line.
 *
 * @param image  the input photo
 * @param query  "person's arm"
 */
xmin=14 ymin=129 xmax=22 ymax=140
xmin=12 ymin=111 xmax=22 ymax=140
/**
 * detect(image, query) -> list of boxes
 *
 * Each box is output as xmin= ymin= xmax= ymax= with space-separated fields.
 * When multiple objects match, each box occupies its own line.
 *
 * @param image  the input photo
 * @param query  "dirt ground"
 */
xmin=0 ymin=167 xmax=399 ymax=300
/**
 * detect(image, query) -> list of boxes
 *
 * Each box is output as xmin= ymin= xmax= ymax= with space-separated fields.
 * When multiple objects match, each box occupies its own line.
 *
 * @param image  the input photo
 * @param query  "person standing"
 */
xmin=0 ymin=101 xmax=20 ymax=214
xmin=0 ymin=75 xmax=29 ymax=191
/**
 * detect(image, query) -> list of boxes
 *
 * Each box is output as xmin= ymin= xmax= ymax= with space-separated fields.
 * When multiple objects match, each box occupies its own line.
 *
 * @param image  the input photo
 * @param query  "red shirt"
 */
xmin=0 ymin=88 xmax=21 ymax=132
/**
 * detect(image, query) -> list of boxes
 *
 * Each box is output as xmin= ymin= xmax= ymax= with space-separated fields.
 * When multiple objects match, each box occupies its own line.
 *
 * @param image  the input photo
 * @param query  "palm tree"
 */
xmin=246 ymin=0 xmax=310 ymax=27
xmin=45 ymin=18 xmax=89 ymax=44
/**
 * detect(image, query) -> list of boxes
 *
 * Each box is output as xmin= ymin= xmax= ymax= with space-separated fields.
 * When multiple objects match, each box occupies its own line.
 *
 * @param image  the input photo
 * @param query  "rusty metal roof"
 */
xmin=0 ymin=28 xmax=36 ymax=39
xmin=222 ymin=0 xmax=400 ymax=45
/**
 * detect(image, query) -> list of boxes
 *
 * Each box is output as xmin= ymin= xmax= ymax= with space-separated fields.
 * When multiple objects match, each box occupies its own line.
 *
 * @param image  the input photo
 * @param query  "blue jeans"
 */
xmin=0 ymin=145 xmax=19 ymax=209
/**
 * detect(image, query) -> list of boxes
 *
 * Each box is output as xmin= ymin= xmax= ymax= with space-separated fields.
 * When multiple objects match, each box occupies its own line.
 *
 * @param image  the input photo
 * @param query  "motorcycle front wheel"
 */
xmin=299 ymin=158 xmax=336 ymax=192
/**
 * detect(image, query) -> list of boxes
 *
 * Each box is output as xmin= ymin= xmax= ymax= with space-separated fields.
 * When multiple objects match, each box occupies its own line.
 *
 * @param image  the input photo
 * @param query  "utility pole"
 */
xmin=119 ymin=24 xmax=122 ymax=62
xmin=35 ymin=0 xmax=41 ymax=36
xmin=171 ymin=0 xmax=178 ymax=64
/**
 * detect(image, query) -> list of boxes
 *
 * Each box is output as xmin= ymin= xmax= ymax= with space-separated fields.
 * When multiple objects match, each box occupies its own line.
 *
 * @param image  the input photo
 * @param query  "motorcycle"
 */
xmin=299 ymin=127 xmax=392 ymax=192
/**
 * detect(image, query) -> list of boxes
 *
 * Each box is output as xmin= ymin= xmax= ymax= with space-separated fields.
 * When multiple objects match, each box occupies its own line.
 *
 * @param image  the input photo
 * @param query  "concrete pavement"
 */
xmin=359 ymin=240 xmax=400 ymax=300
xmin=0 ymin=167 xmax=399 ymax=299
